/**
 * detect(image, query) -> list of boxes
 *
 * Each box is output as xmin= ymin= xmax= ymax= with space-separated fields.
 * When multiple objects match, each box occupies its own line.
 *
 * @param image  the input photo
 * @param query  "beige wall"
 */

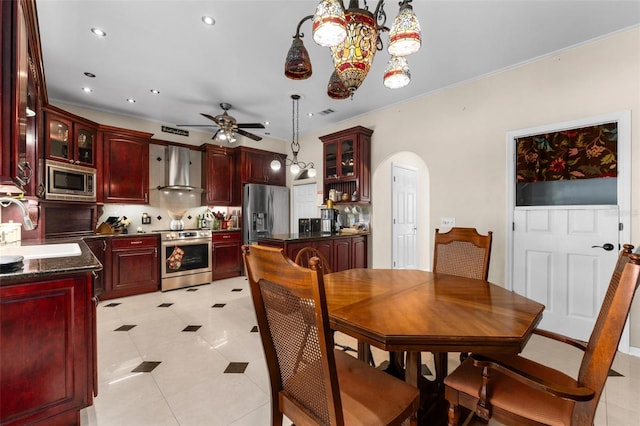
xmin=297 ymin=27 xmax=640 ymax=348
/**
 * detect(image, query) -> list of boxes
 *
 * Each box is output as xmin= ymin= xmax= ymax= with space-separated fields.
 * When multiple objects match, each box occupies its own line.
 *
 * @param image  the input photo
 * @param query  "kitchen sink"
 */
xmin=0 ymin=243 xmax=81 ymax=259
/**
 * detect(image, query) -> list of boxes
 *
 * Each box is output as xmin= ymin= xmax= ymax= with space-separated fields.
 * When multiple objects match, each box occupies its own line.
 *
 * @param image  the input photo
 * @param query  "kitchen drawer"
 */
xmin=212 ymin=232 xmax=241 ymax=243
xmin=111 ymin=236 xmax=158 ymax=249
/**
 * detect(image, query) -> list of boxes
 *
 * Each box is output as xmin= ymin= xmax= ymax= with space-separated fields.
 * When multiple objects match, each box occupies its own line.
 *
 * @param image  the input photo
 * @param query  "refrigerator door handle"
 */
xmin=267 ymin=190 xmax=274 ymax=234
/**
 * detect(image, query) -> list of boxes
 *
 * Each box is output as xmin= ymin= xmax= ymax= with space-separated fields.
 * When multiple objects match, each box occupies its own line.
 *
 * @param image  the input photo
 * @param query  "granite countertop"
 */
xmin=0 ymin=239 xmax=102 ymax=284
xmin=259 ymin=232 xmax=369 ymax=242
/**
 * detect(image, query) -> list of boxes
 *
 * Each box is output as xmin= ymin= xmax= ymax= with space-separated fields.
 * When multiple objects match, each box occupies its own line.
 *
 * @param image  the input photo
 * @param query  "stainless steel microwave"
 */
xmin=45 ymin=160 xmax=96 ymax=202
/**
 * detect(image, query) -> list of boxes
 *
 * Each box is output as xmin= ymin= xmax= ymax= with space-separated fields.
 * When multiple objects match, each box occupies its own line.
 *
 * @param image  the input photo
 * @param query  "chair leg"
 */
xmin=448 ymin=400 xmax=461 ymax=426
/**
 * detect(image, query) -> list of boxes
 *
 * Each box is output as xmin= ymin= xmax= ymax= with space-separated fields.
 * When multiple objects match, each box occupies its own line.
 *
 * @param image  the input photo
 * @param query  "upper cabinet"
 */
xmin=100 ymin=125 xmax=152 ymax=204
xmin=44 ymin=107 xmax=98 ymax=168
xmin=320 ymin=126 xmax=373 ymax=203
xmin=200 ymin=144 xmax=238 ymax=206
xmin=238 ymin=146 xmax=286 ymax=186
xmin=1 ymin=0 xmax=45 ymax=195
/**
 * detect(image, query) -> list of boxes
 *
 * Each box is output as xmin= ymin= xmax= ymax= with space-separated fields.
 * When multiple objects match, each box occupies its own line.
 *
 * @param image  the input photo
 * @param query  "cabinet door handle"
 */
xmin=144 ymin=193 xmax=148 ymax=203
xmin=130 ymin=240 xmax=143 ymax=245
xmin=102 ymin=240 xmax=107 ymax=251
xmin=223 ymin=235 xmax=231 ymax=239
xmin=154 ymin=247 xmax=158 ymax=257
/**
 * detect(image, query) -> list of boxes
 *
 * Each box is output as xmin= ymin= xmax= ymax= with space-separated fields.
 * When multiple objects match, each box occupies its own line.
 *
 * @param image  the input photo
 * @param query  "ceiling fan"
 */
xmin=178 ymin=103 xmax=264 ymax=142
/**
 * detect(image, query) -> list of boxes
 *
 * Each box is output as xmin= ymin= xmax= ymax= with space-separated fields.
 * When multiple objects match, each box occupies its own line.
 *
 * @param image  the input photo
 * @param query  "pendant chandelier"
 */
xmin=270 ymin=95 xmax=316 ymax=177
xmin=284 ymin=0 xmax=421 ymax=99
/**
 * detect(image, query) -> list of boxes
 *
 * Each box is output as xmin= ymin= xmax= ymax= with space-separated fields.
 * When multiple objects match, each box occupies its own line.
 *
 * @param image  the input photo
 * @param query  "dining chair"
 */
xmin=432 ymin=227 xmax=493 ymax=365
xmin=294 ymin=246 xmax=376 ymax=366
xmin=242 ymin=244 xmax=420 ymax=426
xmin=433 ymin=227 xmax=493 ymax=280
xmin=444 ymin=244 xmax=640 ymax=426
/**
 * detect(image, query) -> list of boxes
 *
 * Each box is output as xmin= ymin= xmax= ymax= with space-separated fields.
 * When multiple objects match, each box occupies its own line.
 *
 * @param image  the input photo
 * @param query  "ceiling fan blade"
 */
xmin=200 ymin=113 xmax=220 ymax=123
xmin=237 ymin=122 xmax=265 ymax=129
xmin=211 ymin=129 xmax=221 ymax=140
xmin=176 ymin=124 xmax=217 ymax=128
xmin=236 ymin=128 xmax=262 ymax=141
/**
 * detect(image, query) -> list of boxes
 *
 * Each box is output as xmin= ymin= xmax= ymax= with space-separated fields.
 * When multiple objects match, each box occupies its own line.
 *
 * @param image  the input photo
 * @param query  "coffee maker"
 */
xmin=320 ymin=208 xmax=338 ymax=234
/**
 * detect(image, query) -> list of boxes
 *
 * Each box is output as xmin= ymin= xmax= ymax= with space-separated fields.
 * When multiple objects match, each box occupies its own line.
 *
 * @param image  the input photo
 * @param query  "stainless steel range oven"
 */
xmin=159 ymin=229 xmax=212 ymax=291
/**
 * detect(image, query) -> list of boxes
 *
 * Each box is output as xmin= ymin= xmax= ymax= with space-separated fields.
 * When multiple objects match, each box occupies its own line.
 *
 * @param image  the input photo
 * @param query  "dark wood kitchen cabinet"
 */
xmin=258 ymin=234 xmax=368 ymax=273
xmin=100 ymin=125 xmax=152 ymax=204
xmin=1 ymin=0 xmax=45 ymax=195
xmin=200 ymin=144 xmax=238 ymax=206
xmin=238 ymin=146 xmax=286 ymax=186
xmin=44 ymin=106 xmax=98 ymax=168
xmin=1 ymin=273 xmax=96 ymax=425
xmin=212 ymin=231 xmax=242 ymax=280
xmin=107 ymin=235 xmax=159 ymax=299
xmin=320 ymin=126 xmax=372 ymax=203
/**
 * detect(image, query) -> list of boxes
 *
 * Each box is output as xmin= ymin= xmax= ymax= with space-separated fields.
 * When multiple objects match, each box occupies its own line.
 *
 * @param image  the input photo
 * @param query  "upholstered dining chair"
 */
xmin=242 ymin=244 xmax=420 ymax=426
xmin=433 ymin=227 xmax=493 ymax=280
xmin=444 ymin=244 xmax=640 ymax=426
xmin=294 ymin=246 xmax=376 ymax=366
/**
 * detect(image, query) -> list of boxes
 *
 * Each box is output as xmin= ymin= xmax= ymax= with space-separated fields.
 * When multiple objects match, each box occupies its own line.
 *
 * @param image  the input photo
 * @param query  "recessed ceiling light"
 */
xmin=307 ymin=112 xmax=314 ymax=117
xmin=90 ymin=28 xmax=107 ymax=37
xmin=264 ymin=121 xmax=270 ymax=126
xmin=201 ymin=16 xmax=215 ymax=26
xmin=126 ymin=98 xmax=136 ymax=103
xmin=150 ymin=89 xmax=160 ymax=94
xmin=81 ymin=87 xmax=93 ymax=93
xmin=84 ymin=72 xmax=96 ymax=78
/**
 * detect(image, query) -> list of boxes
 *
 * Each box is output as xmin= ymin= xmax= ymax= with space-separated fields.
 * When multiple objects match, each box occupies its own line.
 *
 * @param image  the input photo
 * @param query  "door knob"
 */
xmin=592 ymin=243 xmax=615 ymax=251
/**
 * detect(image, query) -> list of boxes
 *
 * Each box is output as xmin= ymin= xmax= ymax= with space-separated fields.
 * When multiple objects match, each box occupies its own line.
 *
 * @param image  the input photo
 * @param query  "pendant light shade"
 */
xmin=388 ymin=0 xmax=421 ymax=56
xmin=286 ymin=0 xmax=423 ymax=98
xmin=330 ymin=9 xmax=378 ymax=94
xmin=312 ymin=0 xmax=347 ymax=47
xmin=285 ymin=36 xmax=313 ymax=80
xmin=327 ymin=70 xmax=350 ymax=99
xmin=383 ymin=56 xmax=411 ymax=89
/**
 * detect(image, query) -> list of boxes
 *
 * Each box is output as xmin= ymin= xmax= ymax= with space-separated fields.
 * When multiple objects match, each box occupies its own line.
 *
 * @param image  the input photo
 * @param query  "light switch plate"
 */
xmin=441 ymin=217 xmax=456 ymax=227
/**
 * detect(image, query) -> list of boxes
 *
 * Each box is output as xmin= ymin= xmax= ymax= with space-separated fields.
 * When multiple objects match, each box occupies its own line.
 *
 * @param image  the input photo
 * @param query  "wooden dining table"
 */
xmin=323 ymin=268 xmax=545 ymax=425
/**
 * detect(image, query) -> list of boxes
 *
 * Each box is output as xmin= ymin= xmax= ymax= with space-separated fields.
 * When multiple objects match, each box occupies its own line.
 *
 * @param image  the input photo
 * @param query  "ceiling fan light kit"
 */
xmin=270 ymin=94 xmax=316 ymax=177
xmin=285 ymin=0 xmax=421 ymax=99
xmin=178 ymin=103 xmax=264 ymax=142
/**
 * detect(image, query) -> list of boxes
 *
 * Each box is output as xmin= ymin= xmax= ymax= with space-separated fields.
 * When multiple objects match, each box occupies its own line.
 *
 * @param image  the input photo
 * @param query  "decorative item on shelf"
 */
xmin=270 ymin=95 xmax=316 ymax=177
xmin=212 ymin=210 xmax=226 ymax=230
xmin=341 ymin=191 xmax=350 ymax=201
xmin=118 ymin=217 xmax=132 ymax=234
xmin=284 ymin=0 xmax=422 ymax=99
xmin=141 ymin=212 xmax=151 ymax=224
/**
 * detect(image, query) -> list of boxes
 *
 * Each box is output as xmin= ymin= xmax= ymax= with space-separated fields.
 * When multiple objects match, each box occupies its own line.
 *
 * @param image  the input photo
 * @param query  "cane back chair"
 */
xmin=433 ymin=227 xmax=493 ymax=280
xmin=444 ymin=244 xmax=640 ymax=426
xmin=242 ymin=244 xmax=419 ymax=426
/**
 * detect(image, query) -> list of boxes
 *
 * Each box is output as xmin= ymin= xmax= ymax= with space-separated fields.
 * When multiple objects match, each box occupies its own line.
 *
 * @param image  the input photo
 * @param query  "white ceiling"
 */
xmin=35 ymin=0 xmax=640 ymax=143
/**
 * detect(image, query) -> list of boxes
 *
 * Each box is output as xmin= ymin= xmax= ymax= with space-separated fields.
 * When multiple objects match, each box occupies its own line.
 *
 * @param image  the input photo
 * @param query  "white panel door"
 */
xmin=513 ymin=206 xmax=619 ymax=341
xmin=392 ymin=164 xmax=418 ymax=269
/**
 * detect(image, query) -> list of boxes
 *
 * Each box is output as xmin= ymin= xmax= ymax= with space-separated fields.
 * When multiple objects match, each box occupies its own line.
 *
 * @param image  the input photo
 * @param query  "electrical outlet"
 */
xmin=441 ymin=217 xmax=456 ymax=227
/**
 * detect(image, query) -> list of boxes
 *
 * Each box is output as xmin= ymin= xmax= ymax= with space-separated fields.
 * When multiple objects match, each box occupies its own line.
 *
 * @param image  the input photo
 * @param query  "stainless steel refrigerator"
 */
xmin=242 ymin=183 xmax=290 ymax=245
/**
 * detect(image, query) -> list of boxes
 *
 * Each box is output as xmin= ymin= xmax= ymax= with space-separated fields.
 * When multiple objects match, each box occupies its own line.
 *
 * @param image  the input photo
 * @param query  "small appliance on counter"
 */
xmin=299 ymin=218 xmax=321 ymax=234
xmin=320 ymin=208 xmax=338 ymax=234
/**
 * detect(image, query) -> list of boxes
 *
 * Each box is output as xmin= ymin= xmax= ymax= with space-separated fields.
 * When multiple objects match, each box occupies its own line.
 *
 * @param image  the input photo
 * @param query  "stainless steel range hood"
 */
xmin=157 ymin=146 xmax=202 ymax=192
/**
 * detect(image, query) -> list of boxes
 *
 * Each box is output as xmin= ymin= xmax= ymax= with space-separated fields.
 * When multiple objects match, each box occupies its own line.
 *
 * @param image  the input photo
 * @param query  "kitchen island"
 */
xmin=257 ymin=232 xmax=368 ymax=272
xmin=1 ymin=240 xmax=101 ymax=425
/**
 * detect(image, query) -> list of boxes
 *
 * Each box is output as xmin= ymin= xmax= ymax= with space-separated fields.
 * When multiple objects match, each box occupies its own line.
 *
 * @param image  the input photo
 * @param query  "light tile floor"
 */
xmin=81 ymin=276 xmax=640 ymax=426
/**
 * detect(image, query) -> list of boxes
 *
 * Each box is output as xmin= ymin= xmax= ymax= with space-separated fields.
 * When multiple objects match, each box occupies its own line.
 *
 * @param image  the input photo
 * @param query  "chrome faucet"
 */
xmin=0 ymin=197 xmax=35 ymax=230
